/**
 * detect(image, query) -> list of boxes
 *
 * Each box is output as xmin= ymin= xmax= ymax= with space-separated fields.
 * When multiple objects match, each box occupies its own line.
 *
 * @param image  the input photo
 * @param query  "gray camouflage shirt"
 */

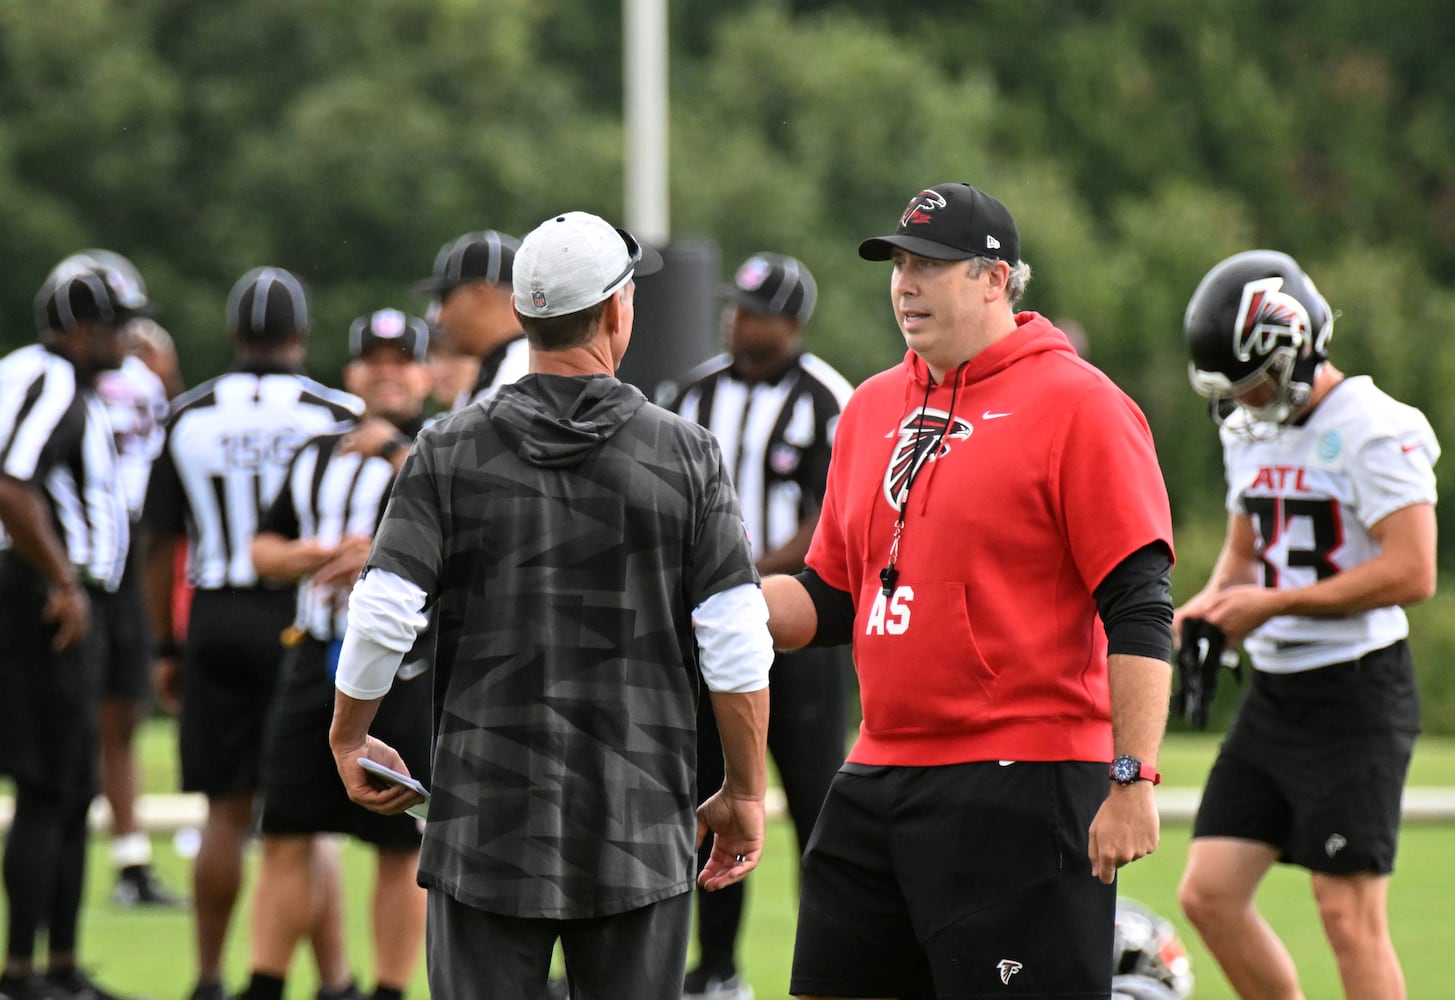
xmin=365 ymin=373 xmax=758 ymax=918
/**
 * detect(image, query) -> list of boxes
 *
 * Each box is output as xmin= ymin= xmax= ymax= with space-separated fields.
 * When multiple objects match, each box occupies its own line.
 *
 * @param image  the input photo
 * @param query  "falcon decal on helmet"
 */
xmin=1184 ymin=249 xmax=1334 ymax=431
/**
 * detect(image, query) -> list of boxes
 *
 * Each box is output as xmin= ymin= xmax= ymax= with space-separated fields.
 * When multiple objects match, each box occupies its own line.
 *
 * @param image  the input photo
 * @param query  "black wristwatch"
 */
xmin=379 ymin=435 xmax=409 ymax=461
xmin=1109 ymin=755 xmax=1161 ymax=787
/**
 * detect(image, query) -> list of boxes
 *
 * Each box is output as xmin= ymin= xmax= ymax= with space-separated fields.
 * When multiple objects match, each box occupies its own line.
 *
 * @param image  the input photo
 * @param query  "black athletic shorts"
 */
xmin=0 ymin=554 xmax=101 ymax=801
xmin=178 ymin=587 xmax=295 ymax=797
xmin=92 ymin=542 xmax=152 ymax=702
xmin=1193 ymin=640 xmax=1418 ymax=875
xmin=260 ymin=636 xmax=432 ymax=848
xmin=791 ymin=760 xmax=1115 ymax=999
xmin=427 ymin=888 xmax=691 ymax=1000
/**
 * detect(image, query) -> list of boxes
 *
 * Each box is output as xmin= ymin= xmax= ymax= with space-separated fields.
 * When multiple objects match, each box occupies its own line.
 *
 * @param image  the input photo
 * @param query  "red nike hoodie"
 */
xmin=807 ymin=313 xmax=1173 ymax=766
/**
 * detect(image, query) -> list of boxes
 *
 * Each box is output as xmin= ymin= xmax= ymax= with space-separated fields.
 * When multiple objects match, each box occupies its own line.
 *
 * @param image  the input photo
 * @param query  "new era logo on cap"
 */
xmin=227 ymin=266 xmax=309 ymax=341
xmin=414 ymin=230 xmax=520 ymax=297
xmin=859 ymin=182 xmax=1020 ymax=264
xmin=349 ymin=308 xmax=429 ymax=361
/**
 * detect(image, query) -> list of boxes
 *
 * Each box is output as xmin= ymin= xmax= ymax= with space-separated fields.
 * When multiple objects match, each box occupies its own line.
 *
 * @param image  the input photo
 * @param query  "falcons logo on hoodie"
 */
xmin=882 ymin=407 xmax=972 ymax=510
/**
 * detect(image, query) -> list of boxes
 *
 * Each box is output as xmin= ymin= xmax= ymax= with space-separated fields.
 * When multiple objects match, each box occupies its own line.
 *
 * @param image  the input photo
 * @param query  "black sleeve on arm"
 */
xmin=1093 ymin=541 xmax=1174 ymax=663
xmin=795 ymin=567 xmax=856 ymax=648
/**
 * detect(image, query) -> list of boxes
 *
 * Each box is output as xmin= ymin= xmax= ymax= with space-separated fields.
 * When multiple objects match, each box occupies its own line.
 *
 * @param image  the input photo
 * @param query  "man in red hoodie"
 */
xmin=763 ymin=182 xmax=1175 ymax=999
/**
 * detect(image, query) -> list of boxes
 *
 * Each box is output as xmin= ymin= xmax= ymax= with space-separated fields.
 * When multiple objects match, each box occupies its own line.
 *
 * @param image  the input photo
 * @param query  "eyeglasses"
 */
xmin=600 ymin=227 xmax=645 ymax=294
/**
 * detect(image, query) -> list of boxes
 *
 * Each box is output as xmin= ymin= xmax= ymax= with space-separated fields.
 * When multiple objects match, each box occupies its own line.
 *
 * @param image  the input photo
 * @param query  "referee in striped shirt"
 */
xmin=669 ymin=252 xmax=855 ymax=1000
xmin=413 ymin=230 xmax=528 ymax=410
xmin=141 ymin=267 xmax=362 ymax=1000
xmin=238 ymin=308 xmax=435 ymax=1000
xmin=0 ymin=258 xmax=146 ymax=1000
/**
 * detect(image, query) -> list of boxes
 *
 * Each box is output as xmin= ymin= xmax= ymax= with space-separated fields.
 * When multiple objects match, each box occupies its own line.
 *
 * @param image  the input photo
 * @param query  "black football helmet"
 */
xmin=1111 ymin=898 xmax=1195 ymax=999
xmin=1183 ymin=250 xmax=1333 ymax=427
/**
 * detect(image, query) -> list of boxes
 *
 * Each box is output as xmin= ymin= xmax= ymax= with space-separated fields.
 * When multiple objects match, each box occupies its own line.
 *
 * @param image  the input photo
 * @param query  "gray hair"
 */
xmin=968 ymin=256 xmax=1033 ymax=308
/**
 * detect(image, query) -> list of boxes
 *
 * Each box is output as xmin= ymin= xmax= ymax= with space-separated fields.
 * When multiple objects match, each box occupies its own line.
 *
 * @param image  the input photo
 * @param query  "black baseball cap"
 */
xmin=349 ymin=308 xmax=429 ymax=361
xmin=723 ymin=253 xmax=817 ymax=324
xmin=228 ymin=266 xmax=309 ymax=341
xmin=35 ymin=259 xmax=155 ymax=334
xmin=413 ymin=230 xmax=520 ymax=296
xmin=858 ymin=182 xmax=1020 ymax=263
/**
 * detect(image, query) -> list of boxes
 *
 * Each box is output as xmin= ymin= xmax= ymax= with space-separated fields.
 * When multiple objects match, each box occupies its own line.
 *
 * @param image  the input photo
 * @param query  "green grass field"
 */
xmin=4 ymin=723 xmax=1454 ymax=999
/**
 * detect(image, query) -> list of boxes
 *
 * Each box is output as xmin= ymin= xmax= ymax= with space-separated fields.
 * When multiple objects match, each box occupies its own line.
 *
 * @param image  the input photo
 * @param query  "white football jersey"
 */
xmin=1221 ymin=375 xmax=1439 ymax=673
xmin=96 ymin=354 xmax=168 ymax=518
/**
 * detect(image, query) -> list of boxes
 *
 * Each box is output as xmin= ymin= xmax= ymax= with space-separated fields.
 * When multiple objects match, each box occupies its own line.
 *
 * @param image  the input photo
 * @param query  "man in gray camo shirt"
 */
xmin=329 ymin=210 xmax=773 ymax=1000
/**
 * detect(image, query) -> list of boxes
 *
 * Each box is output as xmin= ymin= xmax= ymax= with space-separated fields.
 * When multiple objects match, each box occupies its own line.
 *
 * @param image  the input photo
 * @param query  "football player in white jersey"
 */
xmin=1172 ymin=250 xmax=1438 ymax=1000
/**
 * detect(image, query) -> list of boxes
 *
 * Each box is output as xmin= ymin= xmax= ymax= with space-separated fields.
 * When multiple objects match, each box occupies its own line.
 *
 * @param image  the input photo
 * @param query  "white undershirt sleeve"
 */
xmin=335 ymin=630 xmax=405 ymax=700
xmin=693 ymin=582 xmax=773 ymax=693
xmin=336 ymin=568 xmax=431 ymax=699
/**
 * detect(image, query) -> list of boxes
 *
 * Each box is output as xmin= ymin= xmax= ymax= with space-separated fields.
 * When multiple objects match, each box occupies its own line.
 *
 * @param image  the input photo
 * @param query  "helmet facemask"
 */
xmin=1190 ymin=344 xmax=1312 ymax=430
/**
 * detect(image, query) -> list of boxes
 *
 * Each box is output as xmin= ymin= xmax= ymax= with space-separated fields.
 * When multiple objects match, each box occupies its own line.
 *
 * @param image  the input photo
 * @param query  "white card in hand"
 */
xmin=358 ymin=757 xmax=430 ymax=819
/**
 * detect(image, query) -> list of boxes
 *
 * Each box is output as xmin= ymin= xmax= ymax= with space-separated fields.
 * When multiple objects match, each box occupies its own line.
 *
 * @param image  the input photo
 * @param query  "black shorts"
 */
xmin=1193 ymin=640 xmax=1418 ymax=875
xmin=791 ymin=760 xmax=1115 ymax=999
xmin=260 ymin=637 xmax=432 ymax=848
xmin=426 ymin=888 xmax=691 ymax=1000
xmin=92 ymin=543 xmax=152 ymax=702
xmin=0 ymin=554 xmax=100 ymax=801
xmin=178 ymin=587 xmax=296 ymax=797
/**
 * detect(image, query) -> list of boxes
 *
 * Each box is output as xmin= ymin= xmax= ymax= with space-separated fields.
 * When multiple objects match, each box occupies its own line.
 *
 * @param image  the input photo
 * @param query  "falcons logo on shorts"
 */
xmin=882 ymin=407 xmax=972 ymax=510
xmin=997 ymin=959 xmax=1023 ymax=984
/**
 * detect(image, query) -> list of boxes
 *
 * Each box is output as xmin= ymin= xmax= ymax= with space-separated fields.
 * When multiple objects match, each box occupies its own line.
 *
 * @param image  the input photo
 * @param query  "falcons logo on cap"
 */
xmin=997 ymin=960 xmax=1024 ymax=984
xmin=1234 ymin=276 xmax=1311 ymax=361
xmin=900 ymin=189 xmax=948 ymax=228
xmin=882 ymin=407 xmax=972 ymax=510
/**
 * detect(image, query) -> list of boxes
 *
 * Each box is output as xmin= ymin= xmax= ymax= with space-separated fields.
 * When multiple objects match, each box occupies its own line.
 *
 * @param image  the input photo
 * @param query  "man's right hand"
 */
xmin=152 ymin=656 xmax=182 ymax=715
xmin=43 ymin=579 xmax=90 ymax=652
xmin=333 ymin=734 xmax=421 ymax=816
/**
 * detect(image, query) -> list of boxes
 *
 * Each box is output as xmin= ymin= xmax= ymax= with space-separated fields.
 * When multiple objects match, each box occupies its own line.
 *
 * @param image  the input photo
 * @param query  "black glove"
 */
xmin=1173 ymin=618 xmax=1237 ymax=729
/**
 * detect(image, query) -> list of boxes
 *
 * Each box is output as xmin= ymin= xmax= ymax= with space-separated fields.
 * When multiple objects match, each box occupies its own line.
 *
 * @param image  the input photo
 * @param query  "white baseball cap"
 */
xmin=513 ymin=211 xmax=663 ymax=319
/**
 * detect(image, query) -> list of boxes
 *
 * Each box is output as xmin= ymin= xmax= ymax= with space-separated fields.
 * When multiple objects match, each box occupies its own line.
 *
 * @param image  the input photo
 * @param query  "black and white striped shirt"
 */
xmin=143 ymin=365 xmax=361 ymax=590
xmin=670 ymin=352 xmax=854 ymax=560
xmin=0 ymin=344 xmax=129 ymax=590
xmin=459 ymin=335 xmax=529 ymax=410
xmin=260 ymin=427 xmax=410 ymax=640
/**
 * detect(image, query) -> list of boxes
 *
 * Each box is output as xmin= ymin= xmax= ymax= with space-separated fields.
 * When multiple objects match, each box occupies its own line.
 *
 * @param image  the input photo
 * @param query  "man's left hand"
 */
xmin=695 ymin=789 xmax=765 ymax=891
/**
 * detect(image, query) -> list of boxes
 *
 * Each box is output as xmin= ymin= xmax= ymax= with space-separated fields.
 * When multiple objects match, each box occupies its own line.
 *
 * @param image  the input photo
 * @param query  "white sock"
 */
xmin=111 ymin=831 xmax=153 ymax=869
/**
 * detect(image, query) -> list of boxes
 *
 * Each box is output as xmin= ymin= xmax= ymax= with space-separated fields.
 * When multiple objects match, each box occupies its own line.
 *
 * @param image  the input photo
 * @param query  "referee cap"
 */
xmin=859 ymin=182 xmax=1020 ymax=264
xmin=228 ymin=266 xmax=309 ymax=341
xmin=513 ymin=211 xmax=663 ymax=320
xmin=413 ymin=230 xmax=520 ymax=297
xmin=349 ymin=308 xmax=429 ymax=362
xmin=49 ymin=249 xmax=152 ymax=305
xmin=724 ymin=253 xmax=817 ymax=324
xmin=35 ymin=256 xmax=154 ymax=334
